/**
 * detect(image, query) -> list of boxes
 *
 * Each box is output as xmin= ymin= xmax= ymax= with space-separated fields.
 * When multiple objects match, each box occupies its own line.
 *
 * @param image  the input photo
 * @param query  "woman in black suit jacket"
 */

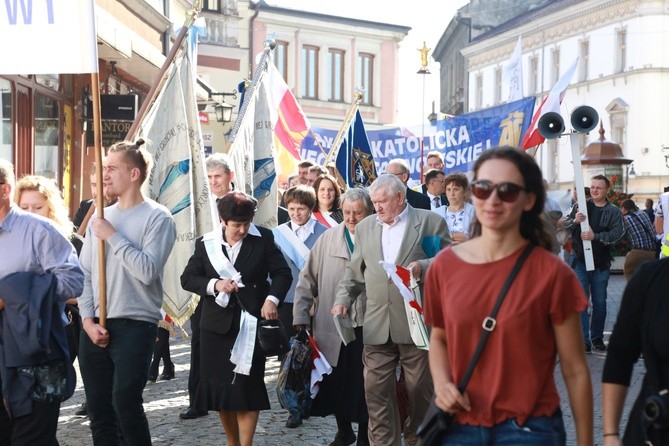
xmin=181 ymin=192 xmax=292 ymax=446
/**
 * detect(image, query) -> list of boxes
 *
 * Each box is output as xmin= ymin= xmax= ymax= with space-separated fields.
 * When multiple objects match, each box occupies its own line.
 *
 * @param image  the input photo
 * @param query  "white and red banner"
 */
xmin=380 ymin=261 xmax=429 ymax=350
xmin=307 ymin=333 xmax=332 ymax=399
xmin=0 ymin=0 xmax=98 ymax=74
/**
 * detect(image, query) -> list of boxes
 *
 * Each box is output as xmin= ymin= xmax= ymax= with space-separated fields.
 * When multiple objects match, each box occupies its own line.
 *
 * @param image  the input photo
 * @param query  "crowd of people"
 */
xmin=1 ymin=144 xmax=669 ymax=446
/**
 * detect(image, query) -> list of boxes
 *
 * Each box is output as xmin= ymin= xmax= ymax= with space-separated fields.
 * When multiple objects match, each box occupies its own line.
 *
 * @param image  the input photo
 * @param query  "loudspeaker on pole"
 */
xmin=537 ymin=112 xmax=565 ymax=139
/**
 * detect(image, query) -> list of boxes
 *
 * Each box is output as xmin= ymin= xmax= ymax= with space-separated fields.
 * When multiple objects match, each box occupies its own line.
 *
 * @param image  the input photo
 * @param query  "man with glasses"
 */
xmin=384 ymin=159 xmax=431 ymax=210
xmin=561 ymin=174 xmax=624 ymax=353
xmin=423 ymin=169 xmax=449 ymax=210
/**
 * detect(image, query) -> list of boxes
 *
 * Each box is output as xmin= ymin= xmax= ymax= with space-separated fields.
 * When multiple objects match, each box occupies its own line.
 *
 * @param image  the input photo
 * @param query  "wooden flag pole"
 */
xmin=89 ymin=72 xmax=108 ymax=327
xmin=125 ymin=1 xmax=201 ymax=140
xmin=325 ymin=90 xmax=363 ymax=166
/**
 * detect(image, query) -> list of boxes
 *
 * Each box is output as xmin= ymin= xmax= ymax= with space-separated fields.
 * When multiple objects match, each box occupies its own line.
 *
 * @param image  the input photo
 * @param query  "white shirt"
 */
xmin=377 ymin=204 xmax=409 ymax=264
xmin=291 ymin=217 xmax=317 ymax=242
xmin=426 ymin=192 xmax=442 ymax=209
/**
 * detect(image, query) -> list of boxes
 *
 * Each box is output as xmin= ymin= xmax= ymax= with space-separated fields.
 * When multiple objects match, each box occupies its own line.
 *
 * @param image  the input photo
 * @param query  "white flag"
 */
xmin=139 ymin=49 xmax=217 ymax=324
xmin=0 ymin=0 xmax=98 ymax=74
xmin=503 ymin=36 xmax=523 ymax=102
xmin=228 ymin=72 xmax=279 ymax=229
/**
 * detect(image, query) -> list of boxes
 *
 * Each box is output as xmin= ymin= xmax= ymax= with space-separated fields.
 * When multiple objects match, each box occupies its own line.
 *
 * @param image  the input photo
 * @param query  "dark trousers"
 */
xmin=148 ymin=327 xmax=172 ymax=377
xmin=187 ymin=300 xmax=203 ymax=410
xmin=0 ymin=397 xmax=60 ymax=446
xmin=79 ymin=318 xmax=156 ymax=446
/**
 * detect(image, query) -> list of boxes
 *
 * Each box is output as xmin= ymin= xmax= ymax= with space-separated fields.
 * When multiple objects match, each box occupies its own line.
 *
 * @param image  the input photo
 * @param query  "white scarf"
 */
xmin=202 ymin=230 xmax=255 ymax=376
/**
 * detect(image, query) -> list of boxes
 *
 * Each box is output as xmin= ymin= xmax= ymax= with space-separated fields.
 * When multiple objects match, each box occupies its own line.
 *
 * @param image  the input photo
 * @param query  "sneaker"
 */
xmin=329 ymin=430 xmax=356 ymax=446
xmin=285 ymin=414 xmax=302 ymax=428
xmin=585 ymin=342 xmax=592 ymax=353
xmin=592 ymin=338 xmax=607 ymax=352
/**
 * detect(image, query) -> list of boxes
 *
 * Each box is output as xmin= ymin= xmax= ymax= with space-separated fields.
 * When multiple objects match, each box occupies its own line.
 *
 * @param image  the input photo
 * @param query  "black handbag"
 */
xmin=257 ymin=319 xmax=291 ymax=357
xmin=416 ymin=244 xmax=534 ymax=445
xmin=235 ymin=295 xmax=291 ymax=357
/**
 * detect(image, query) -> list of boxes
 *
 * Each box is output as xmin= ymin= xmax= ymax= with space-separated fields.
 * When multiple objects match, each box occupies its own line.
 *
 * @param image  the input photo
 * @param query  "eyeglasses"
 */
xmin=471 ymin=180 xmax=526 ymax=203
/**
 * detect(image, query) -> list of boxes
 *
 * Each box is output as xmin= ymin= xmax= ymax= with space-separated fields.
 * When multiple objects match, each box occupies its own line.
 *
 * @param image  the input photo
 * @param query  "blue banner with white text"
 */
xmin=300 ymin=97 xmax=535 ymax=184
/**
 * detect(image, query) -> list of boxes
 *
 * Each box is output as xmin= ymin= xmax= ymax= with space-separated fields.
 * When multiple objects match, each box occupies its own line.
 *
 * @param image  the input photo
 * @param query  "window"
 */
xmin=475 ymin=74 xmax=483 ymax=109
xmin=275 ymin=41 xmax=288 ymax=82
xmin=300 ymin=45 xmax=319 ymax=99
xmin=529 ymin=56 xmax=538 ymax=94
xmin=551 ymin=48 xmax=560 ymax=85
xmin=203 ymin=0 xmax=220 ymax=11
xmin=579 ymin=40 xmax=589 ymax=82
xmin=328 ymin=49 xmax=345 ymax=102
xmin=34 ymin=93 xmax=60 ymax=182
xmin=357 ymin=53 xmax=374 ymax=105
xmin=617 ymin=29 xmax=627 ymax=73
xmin=494 ymin=68 xmax=502 ymax=104
xmin=0 ymin=78 xmax=12 ymax=162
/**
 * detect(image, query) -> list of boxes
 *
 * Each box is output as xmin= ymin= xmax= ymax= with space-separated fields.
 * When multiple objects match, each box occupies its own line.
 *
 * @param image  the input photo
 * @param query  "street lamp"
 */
xmin=214 ymin=102 xmax=234 ymax=123
xmin=210 ymin=90 xmax=237 ymax=123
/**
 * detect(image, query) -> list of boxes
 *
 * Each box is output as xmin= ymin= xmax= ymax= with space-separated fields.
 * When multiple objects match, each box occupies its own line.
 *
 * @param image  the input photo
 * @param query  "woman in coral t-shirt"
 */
xmin=424 ymin=147 xmax=593 ymax=445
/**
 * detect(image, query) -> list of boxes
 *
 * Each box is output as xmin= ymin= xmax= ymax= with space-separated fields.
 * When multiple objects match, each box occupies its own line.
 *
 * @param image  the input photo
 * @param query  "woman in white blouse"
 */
xmin=434 ymin=172 xmax=476 ymax=244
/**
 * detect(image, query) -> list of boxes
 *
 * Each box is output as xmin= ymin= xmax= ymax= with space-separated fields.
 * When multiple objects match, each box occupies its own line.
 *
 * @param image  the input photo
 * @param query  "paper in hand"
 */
xmin=332 ymin=313 xmax=356 ymax=345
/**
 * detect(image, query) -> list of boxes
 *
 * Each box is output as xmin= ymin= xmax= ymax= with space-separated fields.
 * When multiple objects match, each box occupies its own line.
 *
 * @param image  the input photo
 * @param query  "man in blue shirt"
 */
xmin=0 ymin=158 xmax=84 ymax=446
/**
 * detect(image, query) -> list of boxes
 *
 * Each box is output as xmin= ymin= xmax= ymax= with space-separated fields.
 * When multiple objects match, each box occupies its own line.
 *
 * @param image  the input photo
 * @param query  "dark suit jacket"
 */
xmin=72 ymin=199 xmax=93 ymax=230
xmin=420 ymin=184 xmax=449 ymax=207
xmin=406 ymin=187 xmax=431 ymax=210
xmin=180 ymin=227 xmax=292 ymax=336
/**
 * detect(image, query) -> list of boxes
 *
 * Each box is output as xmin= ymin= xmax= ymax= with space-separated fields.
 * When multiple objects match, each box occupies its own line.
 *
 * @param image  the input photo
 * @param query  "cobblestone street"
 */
xmin=57 ymin=274 xmax=642 ymax=445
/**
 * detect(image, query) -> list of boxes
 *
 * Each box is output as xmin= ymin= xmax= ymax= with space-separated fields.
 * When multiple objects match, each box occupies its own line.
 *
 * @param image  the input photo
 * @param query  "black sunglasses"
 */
xmin=471 ymin=180 xmax=526 ymax=203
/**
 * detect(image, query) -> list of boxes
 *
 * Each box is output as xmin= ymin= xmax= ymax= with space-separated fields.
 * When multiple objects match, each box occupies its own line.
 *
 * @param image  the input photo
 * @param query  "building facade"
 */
xmin=249 ymin=0 xmax=410 ymax=129
xmin=457 ymin=0 xmax=669 ymax=197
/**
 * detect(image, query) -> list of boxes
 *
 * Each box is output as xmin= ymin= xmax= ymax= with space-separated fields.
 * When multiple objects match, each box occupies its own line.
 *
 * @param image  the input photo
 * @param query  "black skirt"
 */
xmin=199 ymin=309 xmax=270 ymax=412
xmin=311 ymin=327 xmax=367 ymax=422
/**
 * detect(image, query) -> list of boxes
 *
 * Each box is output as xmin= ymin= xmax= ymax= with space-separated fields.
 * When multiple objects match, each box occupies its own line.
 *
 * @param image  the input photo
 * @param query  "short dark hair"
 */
xmin=620 ymin=199 xmax=638 ymax=212
xmin=298 ymin=160 xmax=315 ymax=169
xmin=591 ymin=174 xmax=610 ymax=189
xmin=443 ymin=172 xmax=469 ymax=190
xmin=217 ymin=191 xmax=257 ymax=222
xmin=424 ymin=169 xmax=444 ymax=184
xmin=283 ymin=185 xmax=317 ymax=210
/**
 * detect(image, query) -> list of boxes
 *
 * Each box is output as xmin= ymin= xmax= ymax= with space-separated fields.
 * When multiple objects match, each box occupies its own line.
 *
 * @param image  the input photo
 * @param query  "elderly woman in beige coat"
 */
xmin=293 ymin=187 xmax=373 ymax=446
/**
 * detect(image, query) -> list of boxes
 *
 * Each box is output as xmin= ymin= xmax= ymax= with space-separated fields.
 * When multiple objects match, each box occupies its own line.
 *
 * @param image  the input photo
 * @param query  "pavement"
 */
xmin=56 ymin=273 xmax=642 ymax=445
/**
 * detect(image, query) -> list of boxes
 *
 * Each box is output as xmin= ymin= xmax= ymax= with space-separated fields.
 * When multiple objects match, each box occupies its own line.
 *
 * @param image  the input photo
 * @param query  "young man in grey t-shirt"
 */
xmin=79 ymin=140 xmax=176 ymax=444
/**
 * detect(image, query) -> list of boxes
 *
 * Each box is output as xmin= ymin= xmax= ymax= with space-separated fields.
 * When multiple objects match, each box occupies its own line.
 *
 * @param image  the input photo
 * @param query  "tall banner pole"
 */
xmin=325 ymin=90 xmax=363 ymax=166
xmin=89 ymin=72 xmax=108 ymax=326
xmin=570 ymin=133 xmax=595 ymax=271
xmin=226 ymin=38 xmax=275 ymax=147
xmin=126 ymin=1 xmax=202 ymax=140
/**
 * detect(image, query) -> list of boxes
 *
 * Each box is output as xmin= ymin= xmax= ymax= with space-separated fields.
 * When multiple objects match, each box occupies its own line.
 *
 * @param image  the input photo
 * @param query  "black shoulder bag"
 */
xmin=416 ymin=243 xmax=535 ymax=446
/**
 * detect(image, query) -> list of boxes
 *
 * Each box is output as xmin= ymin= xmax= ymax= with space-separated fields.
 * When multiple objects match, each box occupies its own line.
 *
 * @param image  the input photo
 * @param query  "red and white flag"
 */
xmin=307 ymin=334 xmax=332 ymax=398
xmin=520 ymin=57 xmax=578 ymax=150
xmin=266 ymin=63 xmax=311 ymax=175
xmin=380 ymin=261 xmax=423 ymax=314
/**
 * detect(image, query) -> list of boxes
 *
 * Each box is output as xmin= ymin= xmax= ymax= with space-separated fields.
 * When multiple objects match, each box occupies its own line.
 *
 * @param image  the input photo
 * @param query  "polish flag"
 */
xmin=266 ymin=64 xmax=311 ymax=174
xmin=380 ymin=261 xmax=423 ymax=314
xmin=307 ymin=334 xmax=332 ymax=398
xmin=520 ymin=57 xmax=579 ymax=150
